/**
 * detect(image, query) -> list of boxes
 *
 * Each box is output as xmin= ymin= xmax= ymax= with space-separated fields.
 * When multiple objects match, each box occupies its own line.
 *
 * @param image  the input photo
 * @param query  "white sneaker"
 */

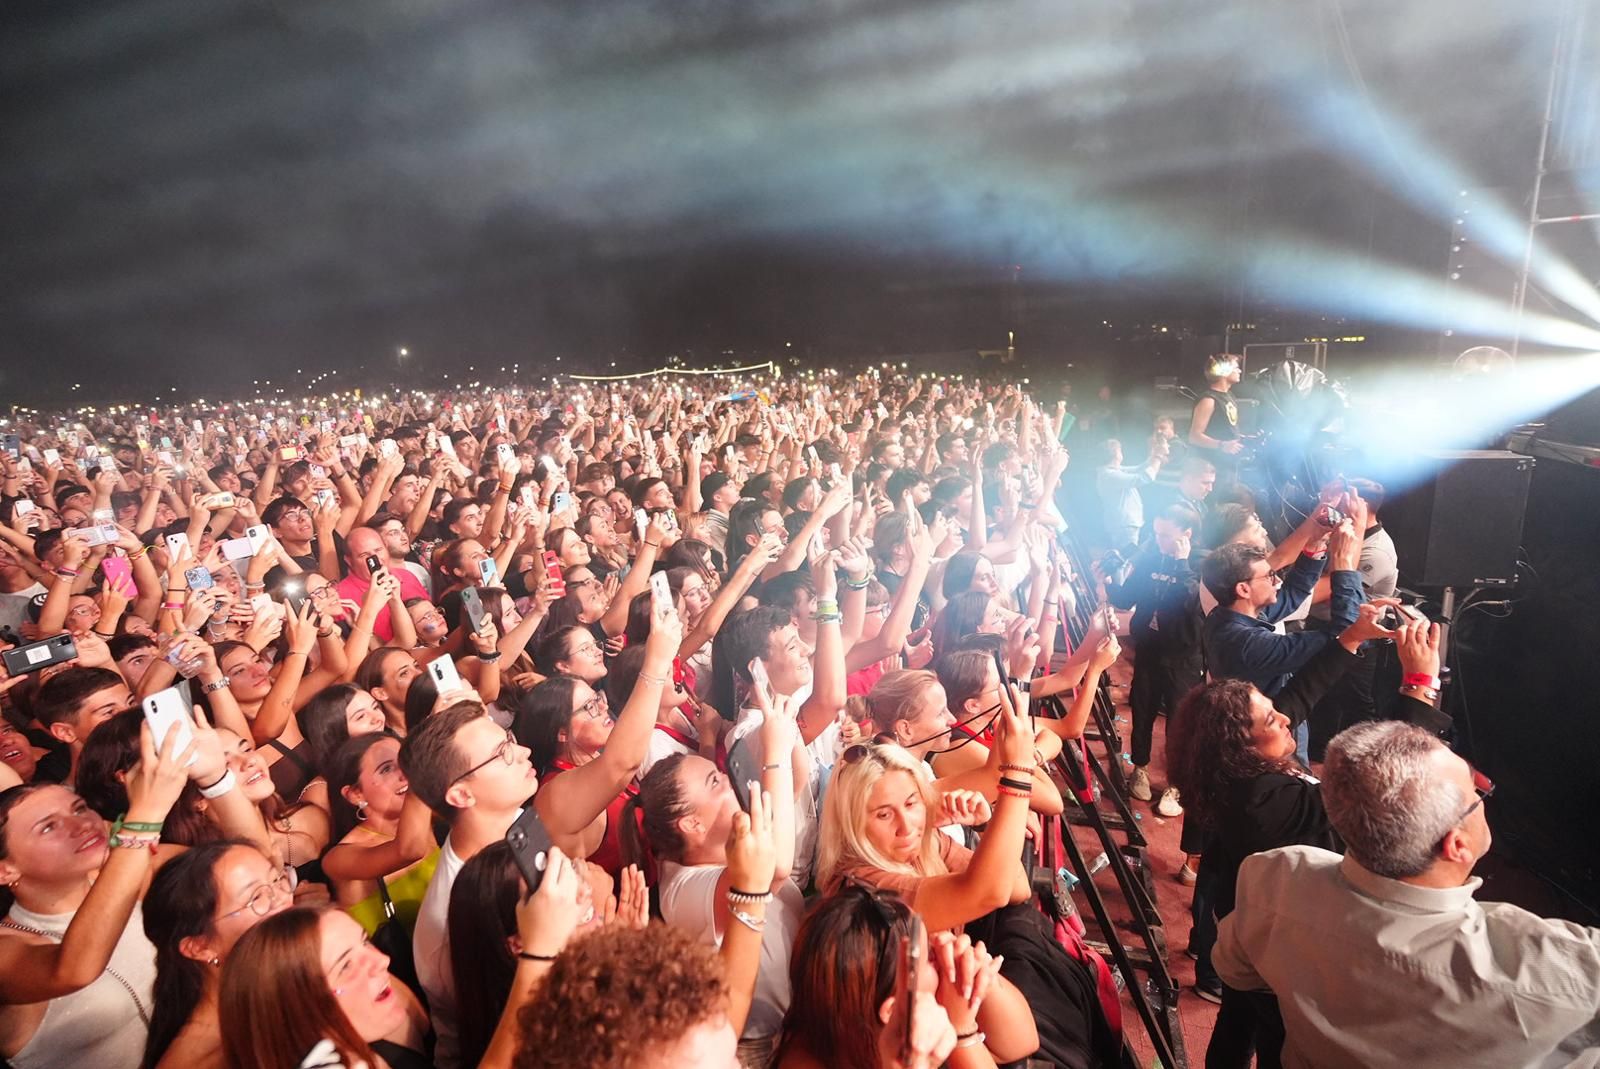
xmin=1129 ymin=766 xmax=1152 ymax=802
xmin=1156 ymin=787 xmax=1184 ymax=817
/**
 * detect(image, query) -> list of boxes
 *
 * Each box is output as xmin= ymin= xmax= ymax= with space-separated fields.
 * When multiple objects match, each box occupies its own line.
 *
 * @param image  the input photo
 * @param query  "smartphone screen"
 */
xmin=650 ymin=571 xmax=672 ymax=614
xmin=477 ymin=557 xmax=499 ymax=588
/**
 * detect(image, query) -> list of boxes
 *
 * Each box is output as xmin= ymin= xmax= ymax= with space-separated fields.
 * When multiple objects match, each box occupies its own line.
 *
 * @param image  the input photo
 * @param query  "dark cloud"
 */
xmin=0 ymin=0 xmax=1585 ymax=401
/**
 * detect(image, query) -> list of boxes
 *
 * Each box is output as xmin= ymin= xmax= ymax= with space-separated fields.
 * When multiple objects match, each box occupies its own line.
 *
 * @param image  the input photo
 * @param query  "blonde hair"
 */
xmin=817 ymin=742 xmax=949 ymax=892
xmin=865 ymin=670 xmax=941 ymax=742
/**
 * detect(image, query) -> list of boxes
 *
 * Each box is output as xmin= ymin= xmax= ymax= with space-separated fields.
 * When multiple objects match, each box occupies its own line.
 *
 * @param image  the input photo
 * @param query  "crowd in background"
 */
xmin=0 ymin=361 xmax=1593 ymax=1069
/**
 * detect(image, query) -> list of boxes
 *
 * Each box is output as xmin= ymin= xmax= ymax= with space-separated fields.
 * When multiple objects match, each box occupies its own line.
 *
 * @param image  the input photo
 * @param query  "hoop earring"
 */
xmin=355 ymin=801 xmax=369 ymax=822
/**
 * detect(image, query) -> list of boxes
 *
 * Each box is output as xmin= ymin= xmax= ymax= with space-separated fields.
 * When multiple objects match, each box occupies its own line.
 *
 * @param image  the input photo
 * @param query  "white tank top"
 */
xmin=2 ymin=900 xmax=156 ymax=1069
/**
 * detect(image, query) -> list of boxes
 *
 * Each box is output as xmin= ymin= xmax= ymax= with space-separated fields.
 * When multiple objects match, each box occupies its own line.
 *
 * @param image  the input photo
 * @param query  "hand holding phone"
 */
xmin=650 ymin=571 xmax=673 ymax=615
xmin=429 ymin=655 xmax=463 ymax=693
xmin=542 ymin=551 xmax=566 ymax=598
xmin=142 ymin=687 xmax=197 ymax=767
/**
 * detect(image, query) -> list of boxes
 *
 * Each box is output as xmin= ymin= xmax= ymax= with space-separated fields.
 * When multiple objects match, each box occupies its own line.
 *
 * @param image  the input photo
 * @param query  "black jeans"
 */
xmin=1127 ymin=640 xmax=1202 ymax=768
xmin=1205 ymin=983 xmax=1286 ymax=1069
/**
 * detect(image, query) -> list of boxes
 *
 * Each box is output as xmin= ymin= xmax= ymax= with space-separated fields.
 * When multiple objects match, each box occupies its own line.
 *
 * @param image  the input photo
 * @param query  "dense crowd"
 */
xmin=0 ymin=360 xmax=1593 ymax=1069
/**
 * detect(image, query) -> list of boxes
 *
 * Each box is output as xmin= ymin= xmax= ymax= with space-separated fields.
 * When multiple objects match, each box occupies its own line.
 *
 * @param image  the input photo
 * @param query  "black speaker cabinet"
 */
xmin=1384 ymin=450 xmax=1534 ymax=589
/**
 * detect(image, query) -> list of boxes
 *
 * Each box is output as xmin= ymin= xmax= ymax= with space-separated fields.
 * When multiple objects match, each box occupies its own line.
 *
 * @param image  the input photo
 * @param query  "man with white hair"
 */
xmin=1214 ymin=721 xmax=1600 ymax=1068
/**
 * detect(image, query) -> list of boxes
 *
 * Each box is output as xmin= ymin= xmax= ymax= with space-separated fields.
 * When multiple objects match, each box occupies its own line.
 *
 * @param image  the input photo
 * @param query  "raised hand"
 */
xmin=725 ymin=786 xmax=777 ymax=892
xmin=515 ymin=846 xmax=583 ymax=960
xmin=936 ymin=789 xmax=993 ymax=828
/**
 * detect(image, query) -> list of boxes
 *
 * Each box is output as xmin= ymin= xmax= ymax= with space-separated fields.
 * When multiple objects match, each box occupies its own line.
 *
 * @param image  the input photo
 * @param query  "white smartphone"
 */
xmin=429 ymin=655 xmax=463 ymax=693
xmin=519 ymin=485 xmax=536 ymax=509
xmin=245 ymin=525 xmax=269 ymax=553
xmin=634 ymin=507 xmax=648 ymax=539
xmin=96 ymin=455 xmax=116 ymax=474
xmin=142 ymin=687 xmax=196 ymax=767
xmin=650 ymin=571 xmax=672 ymax=614
xmin=379 ymin=439 xmax=399 ymax=459
xmin=748 ymin=657 xmax=770 ymax=692
xmin=164 ymin=533 xmax=190 ymax=561
xmin=497 ymin=443 xmax=518 ymax=471
xmin=14 ymin=499 xmax=35 ymax=517
xmin=43 ymin=448 xmax=61 ymax=466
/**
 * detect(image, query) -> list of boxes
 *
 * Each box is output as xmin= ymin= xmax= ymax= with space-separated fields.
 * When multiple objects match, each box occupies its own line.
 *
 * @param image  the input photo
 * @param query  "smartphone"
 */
xmin=141 ymin=687 xmax=196 ymax=767
xmin=308 ymin=465 xmax=326 ymax=480
xmin=0 ymin=433 xmax=19 ymax=459
xmin=220 ymin=537 xmax=254 ymax=561
xmin=245 ymin=526 xmax=270 ymax=555
xmin=282 ymin=581 xmax=307 ymax=616
xmin=67 ymin=523 xmax=119 ymax=547
xmin=278 ymin=446 xmax=302 ymax=462
xmin=460 ymin=586 xmax=487 ymax=634
xmin=250 ymin=592 xmax=275 ymax=618
xmin=650 ymin=570 xmax=672 ymax=614
xmin=438 ymin=435 xmax=457 ymax=458
xmin=184 ymin=566 xmax=215 ymax=591
xmin=748 ymin=656 xmax=769 ymax=694
xmin=42 ymin=448 xmax=60 ymax=466
xmin=807 ymin=445 xmax=820 ymax=469
xmin=311 ymin=489 xmax=335 ymax=510
xmin=504 ymin=807 xmax=555 ymax=894
xmin=377 ymin=439 xmax=398 ymax=459
xmin=519 ymin=485 xmax=536 ymax=510
xmin=477 ymin=557 xmax=499 ymax=588
xmin=551 ymin=491 xmax=572 ymax=514
xmin=164 ymin=533 xmax=190 ymax=561
xmin=497 ymin=443 xmax=517 ymax=471
xmin=725 ymin=736 xmax=758 ymax=812
xmin=428 ymin=655 xmax=463 ymax=693
xmin=192 ymin=419 xmax=204 ymax=433
xmin=14 ymin=499 xmax=35 ymax=517
xmin=96 ymin=455 xmax=117 ymax=474
xmin=896 ymin=917 xmax=926 ymax=1067
xmin=203 ymin=491 xmax=237 ymax=509
xmin=1 ymin=634 xmax=77 ymax=677
xmin=541 ymin=550 xmax=566 ymax=597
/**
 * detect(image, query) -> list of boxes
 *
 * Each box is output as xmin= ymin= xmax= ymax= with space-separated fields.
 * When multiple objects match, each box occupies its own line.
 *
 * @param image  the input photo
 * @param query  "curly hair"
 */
xmin=512 ymin=923 xmax=728 ymax=1069
xmin=1166 ymin=679 xmax=1297 ymax=831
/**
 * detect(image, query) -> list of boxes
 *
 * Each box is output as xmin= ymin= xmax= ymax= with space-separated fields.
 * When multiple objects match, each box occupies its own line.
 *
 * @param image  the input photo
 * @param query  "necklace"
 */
xmin=0 ymin=918 xmax=150 ymax=1025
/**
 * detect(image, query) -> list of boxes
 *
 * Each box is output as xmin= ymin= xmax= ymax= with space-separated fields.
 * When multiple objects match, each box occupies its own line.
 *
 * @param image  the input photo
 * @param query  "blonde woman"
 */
xmin=816 ymin=693 xmax=1122 ymax=1068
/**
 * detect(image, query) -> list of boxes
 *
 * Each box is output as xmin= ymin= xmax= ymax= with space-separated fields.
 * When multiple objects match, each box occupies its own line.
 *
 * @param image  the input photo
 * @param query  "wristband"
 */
xmin=56 ymin=567 xmax=80 ymax=579
xmin=1402 ymin=673 xmax=1441 ymax=691
xmin=956 ymin=1030 xmax=987 ymax=1050
xmin=161 ymin=601 xmax=184 ymax=611
xmin=127 ymin=546 xmax=149 ymax=561
xmin=112 ymin=816 xmax=165 ymax=835
xmin=726 ymin=887 xmax=772 ymax=903
xmin=998 ymin=763 xmax=1036 ymax=776
xmin=814 ymin=599 xmax=840 ymax=616
xmin=842 ymin=574 xmax=872 ymax=590
xmin=1006 ymin=677 xmax=1032 ymax=694
xmin=998 ymin=776 xmax=1034 ymax=793
xmin=109 ymin=833 xmax=161 ymax=852
xmin=996 ymin=787 xmax=1031 ymax=800
xmin=729 ymin=908 xmax=767 ymax=933
xmin=202 ymin=677 xmax=232 ymax=693
xmin=197 ymin=769 xmax=237 ymax=799
xmin=636 ymin=671 xmax=668 ymax=686
xmin=812 ymin=611 xmax=843 ymax=624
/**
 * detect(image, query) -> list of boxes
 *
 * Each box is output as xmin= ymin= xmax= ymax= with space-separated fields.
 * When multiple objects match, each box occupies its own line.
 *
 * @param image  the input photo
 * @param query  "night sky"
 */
xmin=1 ymin=0 xmax=1585 ymax=403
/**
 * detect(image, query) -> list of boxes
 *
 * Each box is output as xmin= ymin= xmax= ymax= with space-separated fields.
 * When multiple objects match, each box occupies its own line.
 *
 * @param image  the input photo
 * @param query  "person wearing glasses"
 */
xmin=140 ymin=842 xmax=296 ymax=1069
xmin=1214 ymin=714 xmax=1600 ymax=1069
xmin=400 ymin=704 xmax=537 ymax=1068
xmin=1165 ymin=604 xmax=1409 ymax=1055
xmin=1199 ymin=528 xmax=1364 ymax=704
xmin=512 ymin=605 xmax=681 ymax=881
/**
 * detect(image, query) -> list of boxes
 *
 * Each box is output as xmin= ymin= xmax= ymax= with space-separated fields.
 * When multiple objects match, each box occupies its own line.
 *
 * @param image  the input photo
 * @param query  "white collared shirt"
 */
xmin=1215 ymin=845 xmax=1600 ymax=1069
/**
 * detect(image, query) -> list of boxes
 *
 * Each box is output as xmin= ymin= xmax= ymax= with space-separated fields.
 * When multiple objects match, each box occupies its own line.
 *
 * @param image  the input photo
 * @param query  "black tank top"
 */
xmin=1198 ymin=388 xmax=1239 ymax=442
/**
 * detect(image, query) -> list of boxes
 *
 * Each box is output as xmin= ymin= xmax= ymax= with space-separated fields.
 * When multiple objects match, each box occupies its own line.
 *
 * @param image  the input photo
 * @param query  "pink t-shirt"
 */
xmin=336 ymin=568 xmax=430 ymax=642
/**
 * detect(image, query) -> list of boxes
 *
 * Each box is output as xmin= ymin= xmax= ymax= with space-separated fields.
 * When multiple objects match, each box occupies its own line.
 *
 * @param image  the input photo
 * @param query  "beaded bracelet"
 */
xmin=998 ymin=763 xmax=1036 ymax=776
xmin=109 ymin=832 xmax=160 ymax=852
xmin=727 ymin=887 xmax=772 ymax=904
xmin=996 ymin=787 xmax=1031 ymax=800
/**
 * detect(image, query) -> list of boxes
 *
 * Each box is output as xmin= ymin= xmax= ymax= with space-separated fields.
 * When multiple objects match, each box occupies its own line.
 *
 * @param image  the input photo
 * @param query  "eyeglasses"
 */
xmin=277 ymin=508 xmax=310 ymax=522
xmin=451 ymin=729 xmax=519 ymax=784
xmin=570 ymin=639 xmax=602 ymax=658
xmin=1438 ymin=769 xmax=1495 ymax=849
xmin=219 ymin=870 xmax=293 ymax=919
xmin=576 ymin=694 xmax=611 ymax=721
xmin=1251 ymin=570 xmax=1283 ymax=587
